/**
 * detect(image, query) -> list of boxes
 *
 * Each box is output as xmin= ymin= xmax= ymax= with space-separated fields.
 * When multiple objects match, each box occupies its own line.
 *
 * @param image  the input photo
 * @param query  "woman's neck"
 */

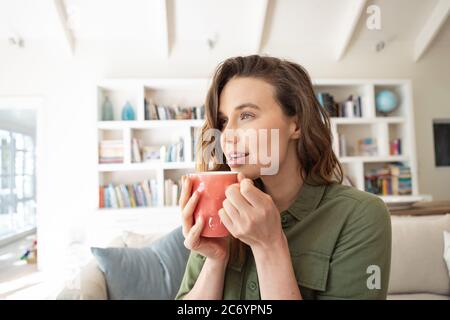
xmin=260 ymin=144 xmax=303 ymax=213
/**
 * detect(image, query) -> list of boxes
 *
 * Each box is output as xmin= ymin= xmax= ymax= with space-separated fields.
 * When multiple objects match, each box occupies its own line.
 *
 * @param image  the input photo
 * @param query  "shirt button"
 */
xmin=195 ymin=253 xmax=206 ymax=261
xmin=281 ymin=215 xmax=290 ymax=228
xmin=248 ymin=281 xmax=258 ymax=291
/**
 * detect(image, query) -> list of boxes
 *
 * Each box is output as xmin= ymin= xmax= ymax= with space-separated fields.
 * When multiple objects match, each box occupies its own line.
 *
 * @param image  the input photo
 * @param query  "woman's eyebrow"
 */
xmin=234 ymin=103 xmax=260 ymax=111
xmin=219 ymin=103 xmax=260 ymax=117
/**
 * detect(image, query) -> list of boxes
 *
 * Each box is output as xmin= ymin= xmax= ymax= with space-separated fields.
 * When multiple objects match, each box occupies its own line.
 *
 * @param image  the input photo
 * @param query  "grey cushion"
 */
xmin=389 ymin=214 xmax=450 ymax=295
xmin=91 ymin=226 xmax=189 ymax=300
xmin=388 ymin=293 xmax=450 ymax=300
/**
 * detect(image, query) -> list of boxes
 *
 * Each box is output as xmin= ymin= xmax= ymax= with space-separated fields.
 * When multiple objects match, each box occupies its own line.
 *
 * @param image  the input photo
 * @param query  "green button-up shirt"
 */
xmin=175 ymin=182 xmax=391 ymax=300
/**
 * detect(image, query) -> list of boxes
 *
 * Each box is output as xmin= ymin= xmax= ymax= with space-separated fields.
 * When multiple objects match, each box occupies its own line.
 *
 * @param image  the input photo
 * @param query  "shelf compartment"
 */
xmin=99 ymin=170 xmax=162 ymax=208
xmin=363 ymin=161 xmax=414 ymax=197
xmin=98 ymin=129 xmax=124 ymax=164
xmin=388 ymin=123 xmax=407 ymax=156
xmin=313 ymin=83 xmax=375 ymax=118
xmin=97 ymin=85 xmax=144 ymax=122
xmin=336 ymin=123 xmax=389 ymax=157
xmin=374 ymin=84 xmax=407 ymax=118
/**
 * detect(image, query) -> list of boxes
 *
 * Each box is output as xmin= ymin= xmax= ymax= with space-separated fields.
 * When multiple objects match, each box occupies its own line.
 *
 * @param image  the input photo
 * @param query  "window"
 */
xmin=0 ymin=129 xmax=36 ymax=238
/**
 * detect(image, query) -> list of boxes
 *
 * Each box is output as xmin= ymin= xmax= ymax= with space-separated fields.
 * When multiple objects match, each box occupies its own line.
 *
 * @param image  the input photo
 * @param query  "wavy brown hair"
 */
xmin=195 ymin=55 xmax=343 ymax=268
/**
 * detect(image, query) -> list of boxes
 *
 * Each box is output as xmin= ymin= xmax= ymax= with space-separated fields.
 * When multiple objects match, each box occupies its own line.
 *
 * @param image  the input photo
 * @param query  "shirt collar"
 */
xmin=284 ymin=181 xmax=327 ymax=220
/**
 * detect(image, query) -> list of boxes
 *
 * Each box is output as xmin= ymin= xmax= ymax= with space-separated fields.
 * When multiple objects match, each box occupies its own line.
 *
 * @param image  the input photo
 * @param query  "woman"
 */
xmin=175 ymin=55 xmax=391 ymax=300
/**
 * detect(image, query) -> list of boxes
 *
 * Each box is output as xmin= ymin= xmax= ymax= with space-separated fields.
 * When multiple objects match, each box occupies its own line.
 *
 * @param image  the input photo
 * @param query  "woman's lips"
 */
xmin=227 ymin=152 xmax=249 ymax=166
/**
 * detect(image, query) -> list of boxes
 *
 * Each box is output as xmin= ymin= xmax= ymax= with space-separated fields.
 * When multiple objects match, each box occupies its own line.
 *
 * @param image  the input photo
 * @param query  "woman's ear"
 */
xmin=289 ymin=118 xmax=301 ymax=140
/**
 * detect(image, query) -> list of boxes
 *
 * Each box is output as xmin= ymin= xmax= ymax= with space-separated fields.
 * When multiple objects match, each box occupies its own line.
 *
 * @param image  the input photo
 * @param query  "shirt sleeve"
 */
xmin=316 ymin=196 xmax=392 ymax=300
xmin=174 ymin=251 xmax=206 ymax=300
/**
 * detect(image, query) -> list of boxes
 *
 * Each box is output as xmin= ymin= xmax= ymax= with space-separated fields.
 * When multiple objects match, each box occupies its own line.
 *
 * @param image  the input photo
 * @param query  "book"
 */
xmin=127 ymin=185 xmax=136 ymax=207
xmin=390 ymin=139 xmax=402 ymax=155
xmin=164 ymin=179 xmax=172 ymax=206
xmin=364 ymin=163 xmax=412 ymax=196
xmin=144 ymin=99 xmax=159 ymax=121
xmin=115 ymin=186 xmax=124 ymax=208
xmin=191 ymin=127 xmax=201 ymax=162
xmin=145 ymin=101 xmax=205 ymax=120
xmin=141 ymin=181 xmax=152 ymax=206
xmin=162 ymin=137 xmax=184 ymax=162
xmin=133 ymin=183 xmax=143 ymax=207
xmin=171 ymin=184 xmax=179 ymax=206
xmin=136 ymin=184 xmax=146 ymax=207
xmin=317 ymin=92 xmax=364 ymax=118
xmin=150 ymin=179 xmax=158 ymax=206
xmin=119 ymin=184 xmax=131 ymax=207
xmin=358 ymin=138 xmax=378 ymax=156
xmin=99 ymin=140 xmax=124 ymax=164
xmin=316 ymin=92 xmax=337 ymax=116
xmin=108 ymin=183 xmax=118 ymax=208
xmin=132 ymin=138 xmax=142 ymax=163
xmin=143 ymin=146 xmax=161 ymax=162
xmin=99 ymin=186 xmax=104 ymax=208
xmin=100 ymin=180 xmax=161 ymax=209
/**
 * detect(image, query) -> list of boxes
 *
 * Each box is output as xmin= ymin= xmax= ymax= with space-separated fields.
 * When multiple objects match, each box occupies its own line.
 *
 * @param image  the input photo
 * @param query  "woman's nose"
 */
xmin=223 ymin=127 xmax=239 ymax=144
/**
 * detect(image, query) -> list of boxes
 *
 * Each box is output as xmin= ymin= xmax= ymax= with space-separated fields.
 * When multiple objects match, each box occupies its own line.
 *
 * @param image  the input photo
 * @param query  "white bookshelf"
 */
xmin=314 ymin=79 xmax=422 ymax=200
xmin=89 ymin=78 xmax=427 ymax=246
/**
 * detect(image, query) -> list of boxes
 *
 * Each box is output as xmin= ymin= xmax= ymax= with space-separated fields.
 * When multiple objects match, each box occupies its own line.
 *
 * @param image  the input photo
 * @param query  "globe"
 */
xmin=375 ymin=90 xmax=398 ymax=115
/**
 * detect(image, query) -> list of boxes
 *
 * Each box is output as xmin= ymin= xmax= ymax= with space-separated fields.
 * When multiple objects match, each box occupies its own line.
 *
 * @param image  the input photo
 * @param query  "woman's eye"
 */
xmin=240 ymin=112 xmax=254 ymax=120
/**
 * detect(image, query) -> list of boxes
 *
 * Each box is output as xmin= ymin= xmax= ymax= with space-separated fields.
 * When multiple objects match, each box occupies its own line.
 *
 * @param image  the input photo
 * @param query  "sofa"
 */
xmin=57 ymin=213 xmax=450 ymax=300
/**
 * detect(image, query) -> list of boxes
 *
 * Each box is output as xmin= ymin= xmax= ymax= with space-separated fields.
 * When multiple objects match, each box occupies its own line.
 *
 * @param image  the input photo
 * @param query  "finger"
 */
xmin=239 ymin=178 xmax=265 ymax=207
xmin=222 ymin=198 xmax=240 ymax=219
xmin=225 ymin=184 xmax=252 ymax=212
xmin=179 ymin=175 xmax=193 ymax=210
xmin=218 ymin=208 xmax=234 ymax=235
xmin=237 ymin=172 xmax=245 ymax=183
xmin=184 ymin=215 xmax=204 ymax=249
xmin=181 ymin=190 xmax=200 ymax=236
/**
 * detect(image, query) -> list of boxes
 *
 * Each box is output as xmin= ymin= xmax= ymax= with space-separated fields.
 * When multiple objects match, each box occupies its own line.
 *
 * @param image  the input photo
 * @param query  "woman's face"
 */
xmin=218 ymin=77 xmax=299 ymax=179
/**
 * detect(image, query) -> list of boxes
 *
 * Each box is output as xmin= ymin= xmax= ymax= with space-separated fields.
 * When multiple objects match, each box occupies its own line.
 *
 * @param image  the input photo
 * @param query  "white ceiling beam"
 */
xmin=335 ymin=0 xmax=367 ymax=61
xmin=251 ymin=0 xmax=270 ymax=53
xmin=414 ymin=0 xmax=450 ymax=62
xmin=51 ymin=0 xmax=75 ymax=56
xmin=156 ymin=0 xmax=170 ymax=58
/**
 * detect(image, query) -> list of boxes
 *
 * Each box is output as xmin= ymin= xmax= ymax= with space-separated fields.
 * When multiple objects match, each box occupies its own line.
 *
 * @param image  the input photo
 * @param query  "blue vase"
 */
xmin=102 ymin=96 xmax=114 ymax=121
xmin=121 ymin=101 xmax=135 ymax=120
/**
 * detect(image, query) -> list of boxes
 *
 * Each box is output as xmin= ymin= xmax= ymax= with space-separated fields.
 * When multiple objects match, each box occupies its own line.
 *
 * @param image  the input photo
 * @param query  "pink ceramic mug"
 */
xmin=188 ymin=171 xmax=238 ymax=238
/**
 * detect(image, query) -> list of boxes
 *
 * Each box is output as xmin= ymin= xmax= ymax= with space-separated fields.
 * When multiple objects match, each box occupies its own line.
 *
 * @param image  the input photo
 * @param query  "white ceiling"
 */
xmin=0 ymin=0 xmax=448 ymax=60
xmin=352 ymin=0 xmax=439 ymax=43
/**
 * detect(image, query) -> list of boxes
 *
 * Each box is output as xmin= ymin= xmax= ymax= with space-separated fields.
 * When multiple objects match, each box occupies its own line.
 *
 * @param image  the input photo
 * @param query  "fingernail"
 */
xmin=197 ymin=182 xmax=205 ymax=193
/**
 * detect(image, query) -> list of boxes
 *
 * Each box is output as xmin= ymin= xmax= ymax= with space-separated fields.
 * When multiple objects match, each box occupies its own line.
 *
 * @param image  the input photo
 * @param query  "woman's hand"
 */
xmin=180 ymin=175 xmax=230 ymax=263
xmin=218 ymin=172 xmax=285 ymax=252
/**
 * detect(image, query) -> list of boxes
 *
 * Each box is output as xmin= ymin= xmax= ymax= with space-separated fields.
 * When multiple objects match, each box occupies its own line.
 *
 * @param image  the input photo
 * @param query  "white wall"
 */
xmin=0 ymin=39 xmax=449 ymax=272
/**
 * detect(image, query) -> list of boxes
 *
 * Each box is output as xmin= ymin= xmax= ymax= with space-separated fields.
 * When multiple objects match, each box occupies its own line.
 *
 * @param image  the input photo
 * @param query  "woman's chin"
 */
xmin=228 ymin=165 xmax=260 ymax=180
